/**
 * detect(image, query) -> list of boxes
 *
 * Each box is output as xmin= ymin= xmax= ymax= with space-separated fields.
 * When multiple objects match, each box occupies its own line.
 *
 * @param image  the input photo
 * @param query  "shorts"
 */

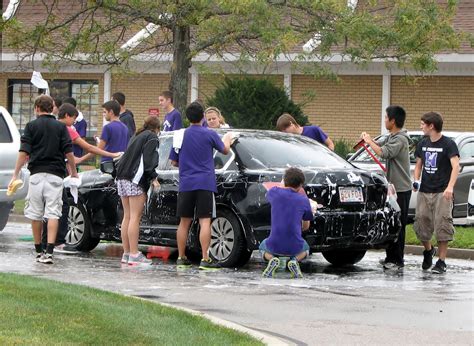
xmin=259 ymin=238 xmax=310 ymax=259
xmin=414 ymin=192 xmax=454 ymax=242
xmin=116 ymin=179 xmax=144 ymax=197
xmin=177 ymin=190 xmax=215 ymax=219
xmin=24 ymin=173 xmax=64 ymax=220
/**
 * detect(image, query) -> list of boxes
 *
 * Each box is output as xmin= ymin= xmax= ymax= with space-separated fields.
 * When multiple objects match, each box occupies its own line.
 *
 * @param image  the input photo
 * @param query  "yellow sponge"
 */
xmin=7 ymin=179 xmax=23 ymax=196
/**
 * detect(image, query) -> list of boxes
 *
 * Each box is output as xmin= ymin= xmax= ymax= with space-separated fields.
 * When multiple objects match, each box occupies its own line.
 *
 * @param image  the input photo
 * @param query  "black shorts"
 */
xmin=177 ymin=190 xmax=216 ymax=219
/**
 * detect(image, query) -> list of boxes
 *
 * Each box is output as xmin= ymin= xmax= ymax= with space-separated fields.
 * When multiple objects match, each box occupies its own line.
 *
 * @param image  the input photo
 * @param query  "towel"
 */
xmin=172 ymin=128 xmax=185 ymax=154
xmin=64 ymin=176 xmax=82 ymax=204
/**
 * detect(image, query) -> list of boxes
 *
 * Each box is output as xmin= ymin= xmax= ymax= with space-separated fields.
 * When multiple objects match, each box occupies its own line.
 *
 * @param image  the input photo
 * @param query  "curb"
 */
xmin=404 ymin=245 xmax=473 ymax=261
xmin=157 ymin=302 xmax=291 ymax=345
xmin=8 ymin=214 xmax=29 ymax=223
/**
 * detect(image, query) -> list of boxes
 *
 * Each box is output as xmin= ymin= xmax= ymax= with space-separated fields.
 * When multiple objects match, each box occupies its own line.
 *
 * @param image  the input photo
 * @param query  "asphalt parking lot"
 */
xmin=1 ymin=222 xmax=473 ymax=345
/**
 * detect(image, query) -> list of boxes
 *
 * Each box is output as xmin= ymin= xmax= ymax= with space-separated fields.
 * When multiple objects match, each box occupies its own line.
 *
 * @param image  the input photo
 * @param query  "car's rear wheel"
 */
xmin=0 ymin=202 xmax=13 ymax=231
xmin=66 ymin=199 xmax=100 ymax=251
xmin=322 ymin=249 xmax=366 ymax=266
xmin=209 ymin=209 xmax=250 ymax=267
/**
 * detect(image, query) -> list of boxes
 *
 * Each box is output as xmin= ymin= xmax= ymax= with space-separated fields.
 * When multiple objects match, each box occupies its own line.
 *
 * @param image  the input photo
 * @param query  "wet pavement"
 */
xmin=1 ymin=222 xmax=473 ymax=345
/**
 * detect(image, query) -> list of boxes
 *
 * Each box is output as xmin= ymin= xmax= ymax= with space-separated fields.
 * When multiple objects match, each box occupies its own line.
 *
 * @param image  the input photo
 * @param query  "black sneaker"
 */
xmin=422 ymin=247 xmax=436 ymax=270
xmin=199 ymin=258 xmax=220 ymax=270
xmin=39 ymin=253 xmax=54 ymax=264
xmin=431 ymin=259 xmax=447 ymax=274
xmin=176 ymin=257 xmax=192 ymax=267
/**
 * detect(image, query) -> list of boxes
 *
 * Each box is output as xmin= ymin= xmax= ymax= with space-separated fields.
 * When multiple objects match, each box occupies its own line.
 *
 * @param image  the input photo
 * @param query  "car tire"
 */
xmin=66 ymin=198 xmax=100 ymax=251
xmin=0 ymin=202 xmax=13 ymax=231
xmin=209 ymin=209 xmax=249 ymax=267
xmin=322 ymin=249 xmax=367 ymax=266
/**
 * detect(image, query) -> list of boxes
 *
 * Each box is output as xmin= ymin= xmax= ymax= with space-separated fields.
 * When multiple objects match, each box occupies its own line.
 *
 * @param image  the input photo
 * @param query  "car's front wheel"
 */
xmin=66 ymin=198 xmax=100 ymax=251
xmin=322 ymin=249 xmax=366 ymax=266
xmin=209 ymin=209 xmax=251 ymax=267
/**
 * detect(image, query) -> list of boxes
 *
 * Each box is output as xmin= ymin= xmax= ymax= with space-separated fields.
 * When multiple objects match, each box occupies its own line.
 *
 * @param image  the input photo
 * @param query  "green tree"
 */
xmin=1 ymin=0 xmax=467 ymax=113
xmin=207 ymin=76 xmax=308 ymax=129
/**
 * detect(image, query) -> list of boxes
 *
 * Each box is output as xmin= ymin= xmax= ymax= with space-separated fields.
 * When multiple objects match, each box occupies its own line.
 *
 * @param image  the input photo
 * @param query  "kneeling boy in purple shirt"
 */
xmin=260 ymin=167 xmax=313 ymax=278
xmin=170 ymin=102 xmax=234 ymax=270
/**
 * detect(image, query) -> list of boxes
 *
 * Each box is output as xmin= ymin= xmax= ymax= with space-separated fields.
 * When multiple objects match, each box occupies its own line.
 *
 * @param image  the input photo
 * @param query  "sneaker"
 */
xmin=121 ymin=253 xmax=129 ymax=264
xmin=262 ymin=257 xmax=280 ymax=278
xmin=54 ymin=244 xmax=79 ymax=254
xmin=431 ymin=259 xmax=447 ymax=274
xmin=128 ymin=252 xmax=152 ymax=266
xmin=422 ymin=247 xmax=437 ymax=270
xmin=36 ymin=252 xmax=44 ymax=262
xmin=383 ymin=262 xmax=404 ymax=271
xmin=287 ymin=259 xmax=304 ymax=279
xmin=199 ymin=258 xmax=221 ymax=270
xmin=176 ymin=257 xmax=192 ymax=267
xmin=39 ymin=253 xmax=54 ymax=264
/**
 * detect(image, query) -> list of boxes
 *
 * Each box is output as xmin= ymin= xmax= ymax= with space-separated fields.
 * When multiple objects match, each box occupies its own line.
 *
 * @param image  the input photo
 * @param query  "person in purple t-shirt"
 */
xmin=276 ymin=113 xmax=335 ymax=150
xmin=77 ymin=100 xmax=129 ymax=163
xmin=170 ymin=102 xmax=234 ymax=270
xmin=259 ymin=167 xmax=313 ymax=279
xmin=159 ymin=91 xmax=183 ymax=132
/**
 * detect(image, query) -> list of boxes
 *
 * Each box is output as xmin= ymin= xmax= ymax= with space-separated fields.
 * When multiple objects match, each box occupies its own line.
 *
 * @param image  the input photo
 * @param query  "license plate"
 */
xmin=339 ymin=186 xmax=364 ymax=203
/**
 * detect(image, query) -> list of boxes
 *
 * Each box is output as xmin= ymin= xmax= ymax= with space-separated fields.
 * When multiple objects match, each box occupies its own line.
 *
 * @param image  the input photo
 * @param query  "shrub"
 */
xmin=333 ymin=138 xmax=354 ymax=159
xmin=206 ymin=77 xmax=308 ymax=129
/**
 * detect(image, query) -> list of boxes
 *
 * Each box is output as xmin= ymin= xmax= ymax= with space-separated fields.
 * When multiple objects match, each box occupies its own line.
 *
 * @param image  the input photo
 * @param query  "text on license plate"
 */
xmin=339 ymin=186 xmax=364 ymax=203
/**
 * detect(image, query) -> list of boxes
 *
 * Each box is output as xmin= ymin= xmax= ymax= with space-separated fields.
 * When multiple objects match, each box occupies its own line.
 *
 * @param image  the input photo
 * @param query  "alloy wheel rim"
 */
xmin=210 ymin=217 xmax=235 ymax=261
xmin=66 ymin=205 xmax=85 ymax=246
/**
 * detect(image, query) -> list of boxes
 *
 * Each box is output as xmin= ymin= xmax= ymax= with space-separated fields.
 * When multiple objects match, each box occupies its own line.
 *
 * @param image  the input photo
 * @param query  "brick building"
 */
xmin=1 ymin=1 xmax=473 ymax=141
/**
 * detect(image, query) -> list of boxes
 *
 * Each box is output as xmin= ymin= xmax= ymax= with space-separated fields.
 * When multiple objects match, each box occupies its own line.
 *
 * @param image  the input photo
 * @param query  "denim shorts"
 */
xmin=259 ymin=238 xmax=310 ymax=258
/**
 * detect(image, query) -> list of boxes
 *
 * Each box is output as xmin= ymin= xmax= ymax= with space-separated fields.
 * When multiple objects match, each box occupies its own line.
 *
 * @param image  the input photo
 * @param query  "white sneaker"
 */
xmin=128 ymin=252 xmax=152 ymax=266
xmin=121 ymin=253 xmax=130 ymax=264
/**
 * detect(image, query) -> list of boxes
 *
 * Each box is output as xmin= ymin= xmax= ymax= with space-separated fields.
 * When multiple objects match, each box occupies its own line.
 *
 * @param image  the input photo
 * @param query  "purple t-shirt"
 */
xmin=73 ymin=118 xmax=87 ymax=157
xmin=301 ymin=125 xmax=327 ymax=144
xmin=171 ymin=126 xmax=225 ymax=192
xmin=265 ymin=187 xmax=313 ymax=256
xmin=100 ymin=120 xmax=129 ymax=162
xmin=163 ymin=109 xmax=183 ymax=132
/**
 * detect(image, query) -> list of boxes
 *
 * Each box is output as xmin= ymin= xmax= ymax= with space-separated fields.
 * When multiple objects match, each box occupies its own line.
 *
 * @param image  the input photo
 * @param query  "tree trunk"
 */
xmin=169 ymin=25 xmax=191 ymax=117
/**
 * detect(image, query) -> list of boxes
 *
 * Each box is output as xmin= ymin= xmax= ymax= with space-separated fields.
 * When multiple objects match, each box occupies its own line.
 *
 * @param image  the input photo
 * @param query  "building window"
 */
xmin=8 ymin=81 xmax=39 ymax=131
xmin=8 ymin=79 xmax=99 ymax=136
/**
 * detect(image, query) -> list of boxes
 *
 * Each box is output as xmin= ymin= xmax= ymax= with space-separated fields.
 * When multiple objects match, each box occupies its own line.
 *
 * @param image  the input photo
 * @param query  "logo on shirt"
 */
xmin=425 ymin=151 xmax=437 ymax=168
xmin=163 ymin=120 xmax=171 ymax=130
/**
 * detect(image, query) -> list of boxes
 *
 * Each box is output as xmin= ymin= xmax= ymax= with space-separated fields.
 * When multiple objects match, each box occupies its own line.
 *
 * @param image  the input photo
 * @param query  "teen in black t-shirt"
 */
xmin=413 ymin=112 xmax=459 ymax=274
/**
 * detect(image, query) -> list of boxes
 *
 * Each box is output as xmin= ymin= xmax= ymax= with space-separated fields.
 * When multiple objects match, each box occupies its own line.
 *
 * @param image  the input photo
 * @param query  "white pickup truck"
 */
xmin=0 ymin=106 xmax=29 ymax=230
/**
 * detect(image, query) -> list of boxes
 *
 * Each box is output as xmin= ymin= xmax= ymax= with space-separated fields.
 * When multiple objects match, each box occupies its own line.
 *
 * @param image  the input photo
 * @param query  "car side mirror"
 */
xmin=100 ymin=160 xmax=116 ymax=177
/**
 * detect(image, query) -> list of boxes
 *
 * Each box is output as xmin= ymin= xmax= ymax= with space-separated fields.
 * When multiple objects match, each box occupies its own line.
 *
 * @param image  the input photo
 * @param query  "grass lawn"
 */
xmin=13 ymin=199 xmax=25 ymax=214
xmin=406 ymin=224 xmax=474 ymax=249
xmin=0 ymin=273 xmax=262 ymax=345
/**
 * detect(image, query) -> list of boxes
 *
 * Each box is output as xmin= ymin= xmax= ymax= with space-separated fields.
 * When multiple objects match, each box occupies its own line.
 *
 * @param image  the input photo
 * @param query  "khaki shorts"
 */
xmin=24 ymin=173 xmax=64 ymax=220
xmin=414 ymin=192 xmax=454 ymax=242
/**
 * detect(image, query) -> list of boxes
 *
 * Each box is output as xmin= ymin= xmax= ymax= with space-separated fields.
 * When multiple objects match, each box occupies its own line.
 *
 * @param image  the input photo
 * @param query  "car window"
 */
xmin=459 ymin=141 xmax=474 ymax=159
xmin=157 ymin=135 xmax=235 ymax=171
xmin=214 ymin=150 xmax=231 ymax=169
xmin=235 ymin=133 xmax=352 ymax=169
xmin=0 ymin=113 xmax=13 ymax=143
